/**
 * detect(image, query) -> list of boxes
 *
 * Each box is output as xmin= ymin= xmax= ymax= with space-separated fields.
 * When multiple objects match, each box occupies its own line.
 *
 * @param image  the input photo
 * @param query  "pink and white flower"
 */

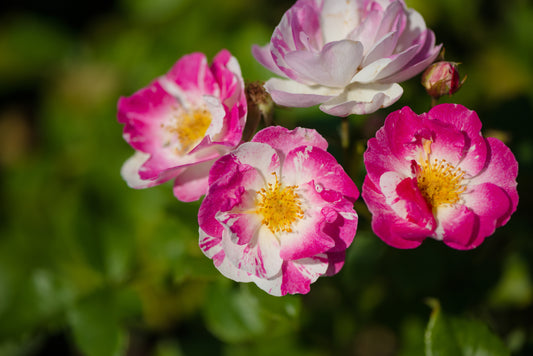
xmin=198 ymin=126 xmax=359 ymax=295
xmin=253 ymin=0 xmax=441 ymax=116
xmin=362 ymin=104 xmax=518 ymax=250
xmin=118 ymin=50 xmax=247 ymax=202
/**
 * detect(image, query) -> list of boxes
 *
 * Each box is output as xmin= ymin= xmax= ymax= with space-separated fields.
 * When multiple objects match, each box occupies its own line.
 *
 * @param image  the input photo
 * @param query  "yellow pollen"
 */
xmin=165 ymin=108 xmax=212 ymax=154
xmin=255 ymin=173 xmax=304 ymax=234
xmin=416 ymin=140 xmax=466 ymax=209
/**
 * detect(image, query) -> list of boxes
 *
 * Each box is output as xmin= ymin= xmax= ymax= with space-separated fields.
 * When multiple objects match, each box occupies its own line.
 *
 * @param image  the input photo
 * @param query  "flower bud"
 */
xmin=242 ymin=81 xmax=274 ymax=141
xmin=421 ymin=61 xmax=466 ymax=99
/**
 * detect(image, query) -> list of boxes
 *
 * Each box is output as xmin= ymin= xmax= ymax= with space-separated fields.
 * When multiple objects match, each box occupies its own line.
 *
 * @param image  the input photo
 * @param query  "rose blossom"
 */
xmin=253 ymin=0 xmax=441 ymax=116
xmin=118 ymin=50 xmax=247 ymax=202
xmin=362 ymin=104 xmax=518 ymax=250
xmin=198 ymin=126 xmax=359 ymax=295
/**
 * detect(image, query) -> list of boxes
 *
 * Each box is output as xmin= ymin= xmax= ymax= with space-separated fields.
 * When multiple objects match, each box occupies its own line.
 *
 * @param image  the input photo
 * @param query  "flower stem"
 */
xmin=341 ymin=116 xmax=350 ymax=150
xmin=341 ymin=116 xmax=352 ymax=175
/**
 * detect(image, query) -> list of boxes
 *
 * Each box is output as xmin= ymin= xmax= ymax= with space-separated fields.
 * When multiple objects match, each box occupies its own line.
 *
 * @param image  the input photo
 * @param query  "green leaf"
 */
xmin=398 ymin=317 xmax=426 ymax=356
xmin=203 ymin=281 xmax=300 ymax=343
xmin=424 ymin=299 xmax=510 ymax=356
xmin=68 ymin=290 xmax=126 ymax=356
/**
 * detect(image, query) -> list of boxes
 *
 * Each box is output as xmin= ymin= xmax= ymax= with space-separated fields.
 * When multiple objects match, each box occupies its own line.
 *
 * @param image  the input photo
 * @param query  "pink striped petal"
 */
xmin=251 ymin=126 xmax=329 ymax=154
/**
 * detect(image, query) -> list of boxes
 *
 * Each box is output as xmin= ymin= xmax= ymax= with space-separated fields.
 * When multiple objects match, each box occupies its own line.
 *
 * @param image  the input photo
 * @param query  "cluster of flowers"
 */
xmin=118 ymin=0 xmax=518 ymax=296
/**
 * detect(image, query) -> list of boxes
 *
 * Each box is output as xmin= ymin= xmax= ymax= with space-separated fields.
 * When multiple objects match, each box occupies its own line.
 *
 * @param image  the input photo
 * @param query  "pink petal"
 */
xmin=428 ymin=104 xmax=489 ymax=175
xmin=428 ymin=104 xmax=482 ymax=136
xmin=325 ymin=250 xmax=346 ymax=276
xmin=198 ymin=154 xmax=258 ymax=238
xmin=319 ymin=203 xmax=358 ymax=253
xmin=252 ymin=44 xmax=288 ymax=78
xmin=379 ymin=106 xmax=422 ymax=161
xmin=464 ymin=183 xmax=513 ymax=226
xmin=278 ymin=214 xmax=336 ymax=261
xmin=121 ymin=151 xmax=169 ymax=188
xmin=395 ymin=7 xmax=427 ymax=52
xmin=118 ymin=82 xmax=176 ymax=153
xmin=222 ymin=226 xmax=283 ymax=279
xmin=362 ymin=31 xmax=400 ymax=66
xmin=212 ymin=49 xmax=247 ymax=116
xmin=437 ymin=177 xmax=515 ymax=250
xmin=283 ymin=145 xmax=359 ymax=201
xmin=251 ymin=126 xmax=329 ymax=156
xmin=348 ymin=8 xmax=382 ymax=49
xmin=287 ymin=0 xmax=323 ymax=51
xmin=379 ymin=172 xmax=435 ymax=229
xmin=438 ymin=205 xmax=479 ymax=250
xmin=279 ymin=256 xmax=329 ymax=296
xmin=199 ymin=229 xmax=253 ymax=283
xmin=381 ymin=30 xmax=442 ymax=83
xmin=222 ymin=210 xmax=262 ymax=246
xmin=362 ymin=177 xmax=430 ymax=249
xmin=375 ymin=1 xmax=407 ymax=40
xmin=166 ymin=52 xmax=218 ymax=95
xmin=470 ymin=138 xmax=518 ymax=211
xmin=172 ymin=159 xmax=215 ymax=202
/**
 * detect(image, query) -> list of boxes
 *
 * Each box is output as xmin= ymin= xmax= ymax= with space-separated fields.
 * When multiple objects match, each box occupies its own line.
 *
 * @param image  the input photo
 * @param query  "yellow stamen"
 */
xmin=416 ymin=139 xmax=466 ymax=209
xmin=164 ymin=108 xmax=212 ymax=154
xmin=256 ymin=173 xmax=304 ymax=234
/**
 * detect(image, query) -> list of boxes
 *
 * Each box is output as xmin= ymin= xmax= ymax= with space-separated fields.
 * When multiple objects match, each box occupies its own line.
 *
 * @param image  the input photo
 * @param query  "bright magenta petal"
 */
xmin=362 ymin=104 xmax=518 ymax=250
xmin=118 ymin=50 xmax=247 ymax=201
xmin=252 ymin=126 xmax=329 ymax=157
xmin=198 ymin=126 xmax=358 ymax=295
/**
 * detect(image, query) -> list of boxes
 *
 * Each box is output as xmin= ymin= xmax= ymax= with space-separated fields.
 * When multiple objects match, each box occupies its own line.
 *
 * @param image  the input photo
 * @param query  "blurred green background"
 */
xmin=1 ymin=0 xmax=532 ymax=355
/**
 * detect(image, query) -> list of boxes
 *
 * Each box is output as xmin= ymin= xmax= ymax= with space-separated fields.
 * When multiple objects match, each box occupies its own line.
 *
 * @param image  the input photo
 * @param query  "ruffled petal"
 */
xmin=199 ymin=229 xmax=253 ymax=283
xmin=469 ymin=138 xmax=519 ymax=214
xmin=362 ymin=177 xmax=430 ymax=249
xmin=283 ymin=145 xmax=359 ymax=201
xmin=279 ymin=256 xmax=329 ymax=296
xmin=222 ymin=225 xmax=283 ymax=279
xmin=251 ymin=126 xmax=329 ymax=155
xmin=165 ymin=52 xmax=218 ymax=95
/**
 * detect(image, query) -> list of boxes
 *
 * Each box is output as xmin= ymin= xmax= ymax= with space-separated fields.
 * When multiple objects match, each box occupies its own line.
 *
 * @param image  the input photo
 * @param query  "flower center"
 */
xmin=165 ymin=108 xmax=212 ymax=154
xmin=416 ymin=140 xmax=465 ymax=208
xmin=256 ymin=173 xmax=304 ymax=234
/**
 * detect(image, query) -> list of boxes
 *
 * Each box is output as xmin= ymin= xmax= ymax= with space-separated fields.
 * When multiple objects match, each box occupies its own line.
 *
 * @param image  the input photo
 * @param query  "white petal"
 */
xmin=320 ymin=82 xmax=403 ymax=116
xmin=265 ymin=78 xmax=341 ymax=108
xmin=352 ymin=58 xmax=393 ymax=83
xmin=232 ymin=142 xmax=280 ymax=179
xmin=121 ymin=151 xmax=153 ymax=188
xmin=284 ymin=40 xmax=363 ymax=87
xmin=203 ymin=95 xmax=225 ymax=139
xmin=320 ymin=0 xmax=360 ymax=43
xmin=251 ymin=271 xmax=283 ymax=296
